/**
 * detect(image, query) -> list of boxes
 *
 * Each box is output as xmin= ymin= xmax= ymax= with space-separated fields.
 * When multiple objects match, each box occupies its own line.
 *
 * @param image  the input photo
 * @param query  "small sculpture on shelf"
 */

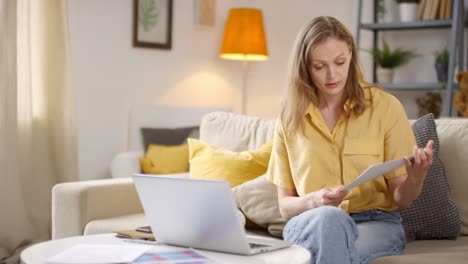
xmin=416 ymin=89 xmax=442 ymax=118
xmin=367 ymin=40 xmax=418 ymax=83
xmin=454 ymin=71 xmax=468 ymax=117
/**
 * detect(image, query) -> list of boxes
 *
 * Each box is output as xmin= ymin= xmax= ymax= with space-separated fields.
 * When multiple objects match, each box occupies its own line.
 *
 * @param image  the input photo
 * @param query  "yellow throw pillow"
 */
xmin=140 ymin=144 xmax=189 ymax=174
xmin=140 ymin=157 xmax=155 ymax=174
xmin=188 ymin=139 xmax=273 ymax=187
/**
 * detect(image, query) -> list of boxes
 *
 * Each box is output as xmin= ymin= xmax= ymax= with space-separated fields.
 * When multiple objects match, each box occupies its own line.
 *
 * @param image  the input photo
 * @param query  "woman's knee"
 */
xmin=313 ymin=206 xmax=349 ymax=219
xmin=283 ymin=206 xmax=358 ymax=253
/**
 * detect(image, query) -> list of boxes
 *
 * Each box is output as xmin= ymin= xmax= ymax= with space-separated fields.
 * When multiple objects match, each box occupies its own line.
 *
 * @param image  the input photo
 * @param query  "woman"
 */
xmin=266 ymin=16 xmax=433 ymax=264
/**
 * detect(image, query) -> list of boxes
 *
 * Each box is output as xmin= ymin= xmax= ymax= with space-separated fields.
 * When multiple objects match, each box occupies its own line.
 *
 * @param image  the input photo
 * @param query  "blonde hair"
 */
xmin=281 ymin=16 xmax=366 ymax=134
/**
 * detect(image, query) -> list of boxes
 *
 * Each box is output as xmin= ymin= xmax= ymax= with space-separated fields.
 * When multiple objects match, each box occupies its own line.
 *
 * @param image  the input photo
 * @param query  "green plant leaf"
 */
xmin=433 ymin=46 xmax=449 ymax=64
xmin=376 ymin=0 xmax=386 ymax=19
xmin=139 ymin=0 xmax=159 ymax=32
xmin=366 ymin=40 xmax=419 ymax=68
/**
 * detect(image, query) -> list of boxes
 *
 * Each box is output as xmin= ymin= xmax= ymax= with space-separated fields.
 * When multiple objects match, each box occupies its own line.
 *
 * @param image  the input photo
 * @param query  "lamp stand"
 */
xmin=241 ymin=59 xmax=249 ymax=115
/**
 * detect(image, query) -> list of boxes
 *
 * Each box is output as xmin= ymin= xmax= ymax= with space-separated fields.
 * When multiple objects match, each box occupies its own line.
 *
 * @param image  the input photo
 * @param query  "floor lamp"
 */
xmin=219 ymin=8 xmax=268 ymax=114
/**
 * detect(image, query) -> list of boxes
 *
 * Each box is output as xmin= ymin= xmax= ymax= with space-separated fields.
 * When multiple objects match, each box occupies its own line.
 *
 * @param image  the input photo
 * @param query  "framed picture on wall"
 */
xmin=133 ymin=0 xmax=173 ymax=49
xmin=194 ymin=0 xmax=215 ymax=27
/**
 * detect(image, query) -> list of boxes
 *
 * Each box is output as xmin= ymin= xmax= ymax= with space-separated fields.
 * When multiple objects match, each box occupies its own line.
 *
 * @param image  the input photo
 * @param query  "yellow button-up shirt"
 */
xmin=266 ymin=86 xmax=415 ymax=213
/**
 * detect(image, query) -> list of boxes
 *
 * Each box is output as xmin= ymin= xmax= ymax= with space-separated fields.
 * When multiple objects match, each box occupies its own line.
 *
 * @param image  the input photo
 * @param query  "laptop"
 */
xmin=131 ymin=174 xmax=292 ymax=255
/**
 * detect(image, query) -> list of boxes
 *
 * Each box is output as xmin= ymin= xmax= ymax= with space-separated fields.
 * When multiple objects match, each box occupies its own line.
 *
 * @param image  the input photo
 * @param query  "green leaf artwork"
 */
xmin=139 ymin=0 xmax=159 ymax=32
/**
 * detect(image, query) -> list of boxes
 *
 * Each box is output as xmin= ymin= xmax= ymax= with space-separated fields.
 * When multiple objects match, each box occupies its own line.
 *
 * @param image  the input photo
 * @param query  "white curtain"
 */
xmin=0 ymin=0 xmax=77 ymax=263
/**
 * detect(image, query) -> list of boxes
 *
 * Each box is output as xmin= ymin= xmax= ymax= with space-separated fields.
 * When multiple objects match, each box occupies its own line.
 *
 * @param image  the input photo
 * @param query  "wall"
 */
xmin=68 ymin=0 xmax=451 ymax=180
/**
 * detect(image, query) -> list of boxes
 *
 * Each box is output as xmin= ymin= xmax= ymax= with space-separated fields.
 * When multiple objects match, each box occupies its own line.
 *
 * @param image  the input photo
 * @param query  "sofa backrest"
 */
xmin=199 ymin=112 xmax=468 ymax=236
xmin=200 ymin=112 xmax=275 ymax=151
xmin=125 ymin=106 xmax=228 ymax=151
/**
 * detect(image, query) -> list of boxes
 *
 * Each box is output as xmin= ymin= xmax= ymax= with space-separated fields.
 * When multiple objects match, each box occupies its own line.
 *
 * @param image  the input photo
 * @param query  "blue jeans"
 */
xmin=283 ymin=206 xmax=405 ymax=264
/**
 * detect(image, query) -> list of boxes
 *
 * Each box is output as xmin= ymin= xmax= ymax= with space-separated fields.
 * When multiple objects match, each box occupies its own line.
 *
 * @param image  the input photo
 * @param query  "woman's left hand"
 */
xmin=405 ymin=140 xmax=434 ymax=186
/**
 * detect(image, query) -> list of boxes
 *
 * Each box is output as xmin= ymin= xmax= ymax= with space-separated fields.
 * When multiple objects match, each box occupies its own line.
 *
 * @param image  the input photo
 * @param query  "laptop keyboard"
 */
xmin=249 ymin=242 xmax=269 ymax=249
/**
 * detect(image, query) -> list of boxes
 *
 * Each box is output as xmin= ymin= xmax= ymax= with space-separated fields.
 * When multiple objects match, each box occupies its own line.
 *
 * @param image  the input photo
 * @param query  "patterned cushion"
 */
xmin=401 ymin=114 xmax=461 ymax=241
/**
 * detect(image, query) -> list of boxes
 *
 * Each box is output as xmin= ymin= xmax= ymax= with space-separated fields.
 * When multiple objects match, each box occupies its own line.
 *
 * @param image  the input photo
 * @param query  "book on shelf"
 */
xmin=419 ymin=0 xmax=452 ymax=21
xmin=423 ymin=0 xmax=434 ymax=20
xmin=431 ymin=0 xmax=440 ymax=20
xmin=417 ymin=0 xmax=427 ymax=20
xmin=439 ymin=0 xmax=446 ymax=19
xmin=445 ymin=0 xmax=452 ymax=19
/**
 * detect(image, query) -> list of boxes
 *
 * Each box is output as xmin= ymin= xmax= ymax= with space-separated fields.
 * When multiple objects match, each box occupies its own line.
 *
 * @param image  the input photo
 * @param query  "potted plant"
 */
xmin=395 ymin=0 xmax=420 ymax=22
xmin=367 ymin=40 xmax=418 ymax=83
xmin=377 ymin=0 xmax=386 ymax=22
xmin=377 ymin=0 xmax=400 ymax=23
xmin=434 ymin=46 xmax=449 ymax=82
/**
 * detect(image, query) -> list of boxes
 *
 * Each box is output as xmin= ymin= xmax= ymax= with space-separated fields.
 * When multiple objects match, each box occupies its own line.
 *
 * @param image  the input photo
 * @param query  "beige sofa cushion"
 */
xmin=233 ymin=175 xmax=287 ymax=238
xmin=199 ymin=112 xmax=275 ymax=151
xmin=372 ymin=236 xmax=468 ymax=264
xmin=436 ymin=119 xmax=468 ymax=235
xmin=84 ymin=213 xmax=149 ymax=235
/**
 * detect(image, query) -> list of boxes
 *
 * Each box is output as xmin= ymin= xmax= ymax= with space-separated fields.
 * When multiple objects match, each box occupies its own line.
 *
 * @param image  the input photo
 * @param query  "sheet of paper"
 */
xmin=131 ymin=248 xmax=217 ymax=263
xmin=46 ymin=244 xmax=152 ymax=264
xmin=343 ymin=157 xmax=407 ymax=191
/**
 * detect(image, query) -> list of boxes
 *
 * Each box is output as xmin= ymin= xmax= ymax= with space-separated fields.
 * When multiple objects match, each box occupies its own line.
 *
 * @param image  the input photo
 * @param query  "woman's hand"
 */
xmin=405 ymin=140 xmax=434 ymax=186
xmin=388 ymin=140 xmax=434 ymax=209
xmin=277 ymin=186 xmax=348 ymax=219
xmin=315 ymin=186 xmax=348 ymax=207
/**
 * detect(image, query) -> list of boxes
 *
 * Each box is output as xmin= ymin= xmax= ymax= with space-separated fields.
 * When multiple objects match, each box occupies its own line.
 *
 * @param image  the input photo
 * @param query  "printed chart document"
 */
xmin=343 ymin=157 xmax=408 ymax=191
xmin=46 ymin=244 xmax=151 ymax=264
xmin=130 ymin=248 xmax=218 ymax=263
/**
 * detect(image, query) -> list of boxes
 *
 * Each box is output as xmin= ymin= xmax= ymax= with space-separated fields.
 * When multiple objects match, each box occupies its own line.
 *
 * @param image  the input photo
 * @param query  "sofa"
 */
xmin=110 ymin=106 xmax=227 ymax=179
xmin=52 ymin=112 xmax=468 ymax=263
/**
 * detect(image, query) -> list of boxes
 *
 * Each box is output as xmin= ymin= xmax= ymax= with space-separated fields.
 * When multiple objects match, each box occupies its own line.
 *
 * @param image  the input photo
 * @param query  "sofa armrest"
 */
xmin=51 ymin=178 xmax=143 ymax=239
xmin=110 ymin=151 xmax=144 ymax=178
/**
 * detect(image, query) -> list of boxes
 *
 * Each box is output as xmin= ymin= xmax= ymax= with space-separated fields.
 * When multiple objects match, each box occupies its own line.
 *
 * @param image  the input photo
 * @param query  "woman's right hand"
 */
xmin=277 ymin=186 xmax=349 ymax=219
xmin=311 ymin=186 xmax=348 ymax=207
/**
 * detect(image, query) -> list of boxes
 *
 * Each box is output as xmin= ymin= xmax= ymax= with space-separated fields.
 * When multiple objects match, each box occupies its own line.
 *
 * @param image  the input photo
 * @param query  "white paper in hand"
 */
xmin=343 ymin=158 xmax=407 ymax=191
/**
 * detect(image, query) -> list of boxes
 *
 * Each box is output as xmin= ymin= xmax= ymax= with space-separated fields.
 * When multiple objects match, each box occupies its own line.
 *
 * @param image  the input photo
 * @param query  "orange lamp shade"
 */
xmin=220 ymin=8 xmax=268 ymax=61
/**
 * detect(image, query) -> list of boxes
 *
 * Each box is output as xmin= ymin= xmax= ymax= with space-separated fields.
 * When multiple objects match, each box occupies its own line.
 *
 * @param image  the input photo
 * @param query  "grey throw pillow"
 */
xmin=141 ymin=126 xmax=199 ymax=152
xmin=400 ymin=113 xmax=461 ymax=241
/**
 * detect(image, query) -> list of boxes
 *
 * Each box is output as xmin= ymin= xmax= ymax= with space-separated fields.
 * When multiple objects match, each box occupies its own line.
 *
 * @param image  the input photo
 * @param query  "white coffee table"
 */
xmin=21 ymin=233 xmax=310 ymax=264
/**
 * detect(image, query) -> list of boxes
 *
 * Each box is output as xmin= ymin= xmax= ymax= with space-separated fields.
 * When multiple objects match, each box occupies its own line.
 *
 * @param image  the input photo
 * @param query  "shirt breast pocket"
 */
xmin=343 ymin=139 xmax=383 ymax=177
